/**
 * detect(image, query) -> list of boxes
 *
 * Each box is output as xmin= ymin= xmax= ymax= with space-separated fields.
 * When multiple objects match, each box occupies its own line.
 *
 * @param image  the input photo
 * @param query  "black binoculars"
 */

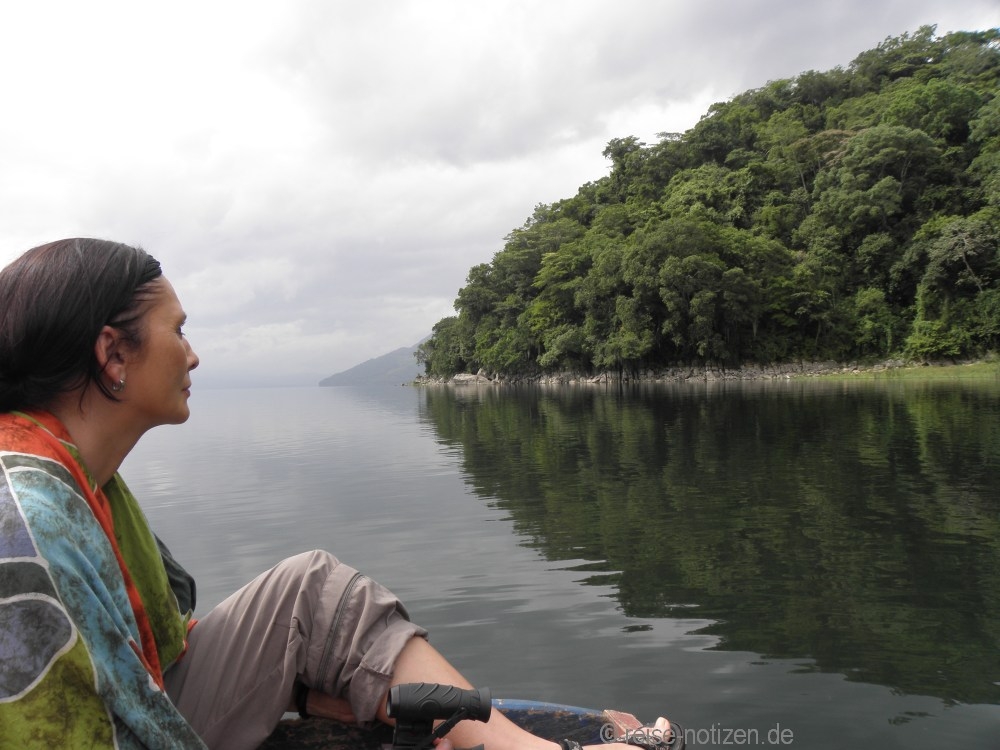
xmin=387 ymin=682 xmax=492 ymax=750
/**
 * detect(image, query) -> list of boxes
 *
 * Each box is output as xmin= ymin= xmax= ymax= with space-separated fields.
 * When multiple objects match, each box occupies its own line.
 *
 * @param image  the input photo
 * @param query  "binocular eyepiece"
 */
xmin=387 ymin=683 xmax=492 ymax=750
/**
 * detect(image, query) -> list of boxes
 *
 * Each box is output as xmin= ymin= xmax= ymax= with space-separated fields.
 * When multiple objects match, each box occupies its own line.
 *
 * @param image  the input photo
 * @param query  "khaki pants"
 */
xmin=164 ymin=550 xmax=427 ymax=750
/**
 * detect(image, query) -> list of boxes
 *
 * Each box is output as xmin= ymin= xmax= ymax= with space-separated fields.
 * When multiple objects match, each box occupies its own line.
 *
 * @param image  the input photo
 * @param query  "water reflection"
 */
xmin=418 ymin=379 xmax=1000 ymax=704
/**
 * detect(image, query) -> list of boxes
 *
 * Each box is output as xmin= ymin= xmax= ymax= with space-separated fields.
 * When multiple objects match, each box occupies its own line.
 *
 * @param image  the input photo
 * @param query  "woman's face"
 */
xmin=122 ymin=276 xmax=200 ymax=430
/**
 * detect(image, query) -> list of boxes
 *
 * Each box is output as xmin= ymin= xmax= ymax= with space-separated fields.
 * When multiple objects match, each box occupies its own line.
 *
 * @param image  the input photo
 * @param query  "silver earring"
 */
xmin=111 ymin=378 xmax=126 ymax=393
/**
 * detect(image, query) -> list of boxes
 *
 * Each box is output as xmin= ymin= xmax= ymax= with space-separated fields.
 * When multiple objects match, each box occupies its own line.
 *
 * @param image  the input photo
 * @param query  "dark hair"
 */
xmin=0 ymin=238 xmax=163 ymax=412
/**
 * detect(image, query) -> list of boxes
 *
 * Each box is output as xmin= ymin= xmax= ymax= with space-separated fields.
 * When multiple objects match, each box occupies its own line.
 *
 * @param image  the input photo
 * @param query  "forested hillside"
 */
xmin=417 ymin=27 xmax=1000 ymax=379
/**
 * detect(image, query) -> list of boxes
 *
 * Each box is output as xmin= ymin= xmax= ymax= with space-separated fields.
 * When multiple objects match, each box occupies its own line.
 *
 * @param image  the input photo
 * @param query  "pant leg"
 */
xmin=164 ymin=550 xmax=427 ymax=750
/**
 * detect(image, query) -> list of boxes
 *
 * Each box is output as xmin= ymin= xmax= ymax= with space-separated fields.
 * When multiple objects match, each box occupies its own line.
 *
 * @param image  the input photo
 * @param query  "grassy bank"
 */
xmin=818 ymin=358 xmax=1000 ymax=381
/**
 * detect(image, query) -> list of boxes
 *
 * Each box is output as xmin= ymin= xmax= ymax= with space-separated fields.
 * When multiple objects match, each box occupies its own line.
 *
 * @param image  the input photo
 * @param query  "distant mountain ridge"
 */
xmin=319 ymin=342 xmax=423 ymax=386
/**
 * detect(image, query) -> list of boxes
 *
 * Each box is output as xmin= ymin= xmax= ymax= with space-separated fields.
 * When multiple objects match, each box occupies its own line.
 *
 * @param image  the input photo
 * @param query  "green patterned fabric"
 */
xmin=0 ymin=411 xmax=205 ymax=749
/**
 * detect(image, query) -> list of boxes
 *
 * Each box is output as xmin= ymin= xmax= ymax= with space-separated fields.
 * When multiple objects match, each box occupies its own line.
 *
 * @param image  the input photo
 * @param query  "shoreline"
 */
xmin=413 ymin=358 xmax=999 ymax=386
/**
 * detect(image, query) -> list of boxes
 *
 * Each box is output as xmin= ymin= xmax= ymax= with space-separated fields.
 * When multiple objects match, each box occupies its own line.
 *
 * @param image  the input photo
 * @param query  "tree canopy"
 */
xmin=417 ymin=26 xmax=1000 ymax=379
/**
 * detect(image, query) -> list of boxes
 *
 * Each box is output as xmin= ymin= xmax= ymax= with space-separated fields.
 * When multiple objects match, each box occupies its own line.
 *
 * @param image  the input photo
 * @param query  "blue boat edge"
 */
xmin=260 ymin=697 xmax=643 ymax=748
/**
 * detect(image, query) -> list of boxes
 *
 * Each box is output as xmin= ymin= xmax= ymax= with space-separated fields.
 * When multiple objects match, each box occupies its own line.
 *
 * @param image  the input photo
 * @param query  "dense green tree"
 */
xmin=601 ymin=136 xmax=649 ymax=203
xmin=417 ymin=315 xmax=475 ymax=377
xmin=969 ymin=95 xmax=1000 ymax=208
xmin=661 ymin=164 xmax=746 ymax=225
xmin=687 ymin=100 xmax=762 ymax=165
xmin=882 ymin=77 xmax=983 ymax=145
xmin=903 ymin=212 xmax=1000 ymax=357
xmin=422 ymin=26 xmax=1000 ymax=379
xmin=852 ymin=287 xmax=898 ymax=354
xmin=847 ymin=26 xmax=940 ymax=93
xmin=576 ymin=234 xmax=632 ymax=373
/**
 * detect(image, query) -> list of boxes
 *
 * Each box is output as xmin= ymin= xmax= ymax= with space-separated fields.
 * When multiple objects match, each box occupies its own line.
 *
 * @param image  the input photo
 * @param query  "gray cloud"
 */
xmin=1 ymin=0 xmax=997 ymax=386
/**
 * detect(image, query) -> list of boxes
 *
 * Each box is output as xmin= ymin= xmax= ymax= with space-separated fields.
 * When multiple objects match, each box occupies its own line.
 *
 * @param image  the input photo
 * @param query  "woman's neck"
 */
xmin=46 ymin=390 xmax=144 ymax=487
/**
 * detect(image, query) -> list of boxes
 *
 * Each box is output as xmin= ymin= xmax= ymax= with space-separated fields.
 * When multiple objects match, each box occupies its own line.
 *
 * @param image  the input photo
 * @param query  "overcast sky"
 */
xmin=1 ymin=1 xmax=997 ymax=387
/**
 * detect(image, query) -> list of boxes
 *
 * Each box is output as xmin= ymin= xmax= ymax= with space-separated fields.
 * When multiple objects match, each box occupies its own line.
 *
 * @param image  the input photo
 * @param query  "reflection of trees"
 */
xmin=419 ymin=381 xmax=1000 ymax=703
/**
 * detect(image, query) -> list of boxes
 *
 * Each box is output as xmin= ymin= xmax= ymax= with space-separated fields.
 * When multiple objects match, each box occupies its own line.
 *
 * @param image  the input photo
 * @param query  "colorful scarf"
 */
xmin=0 ymin=411 xmax=205 ymax=749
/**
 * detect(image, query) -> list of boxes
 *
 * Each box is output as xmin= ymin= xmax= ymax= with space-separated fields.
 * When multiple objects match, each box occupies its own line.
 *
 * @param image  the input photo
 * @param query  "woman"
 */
xmin=0 ymin=238 xmax=679 ymax=750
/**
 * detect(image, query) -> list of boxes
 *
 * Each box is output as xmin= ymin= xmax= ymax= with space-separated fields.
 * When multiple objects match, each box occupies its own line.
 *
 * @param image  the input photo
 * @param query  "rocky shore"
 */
xmin=412 ymin=359 xmax=925 ymax=386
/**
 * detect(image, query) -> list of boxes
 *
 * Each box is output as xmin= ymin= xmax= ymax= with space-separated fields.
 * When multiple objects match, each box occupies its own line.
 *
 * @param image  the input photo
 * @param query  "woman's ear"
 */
xmin=94 ymin=325 xmax=127 ymax=384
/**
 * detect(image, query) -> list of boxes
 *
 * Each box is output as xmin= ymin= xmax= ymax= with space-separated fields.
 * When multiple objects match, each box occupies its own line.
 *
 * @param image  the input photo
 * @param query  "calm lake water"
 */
xmin=122 ymin=378 xmax=1000 ymax=749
